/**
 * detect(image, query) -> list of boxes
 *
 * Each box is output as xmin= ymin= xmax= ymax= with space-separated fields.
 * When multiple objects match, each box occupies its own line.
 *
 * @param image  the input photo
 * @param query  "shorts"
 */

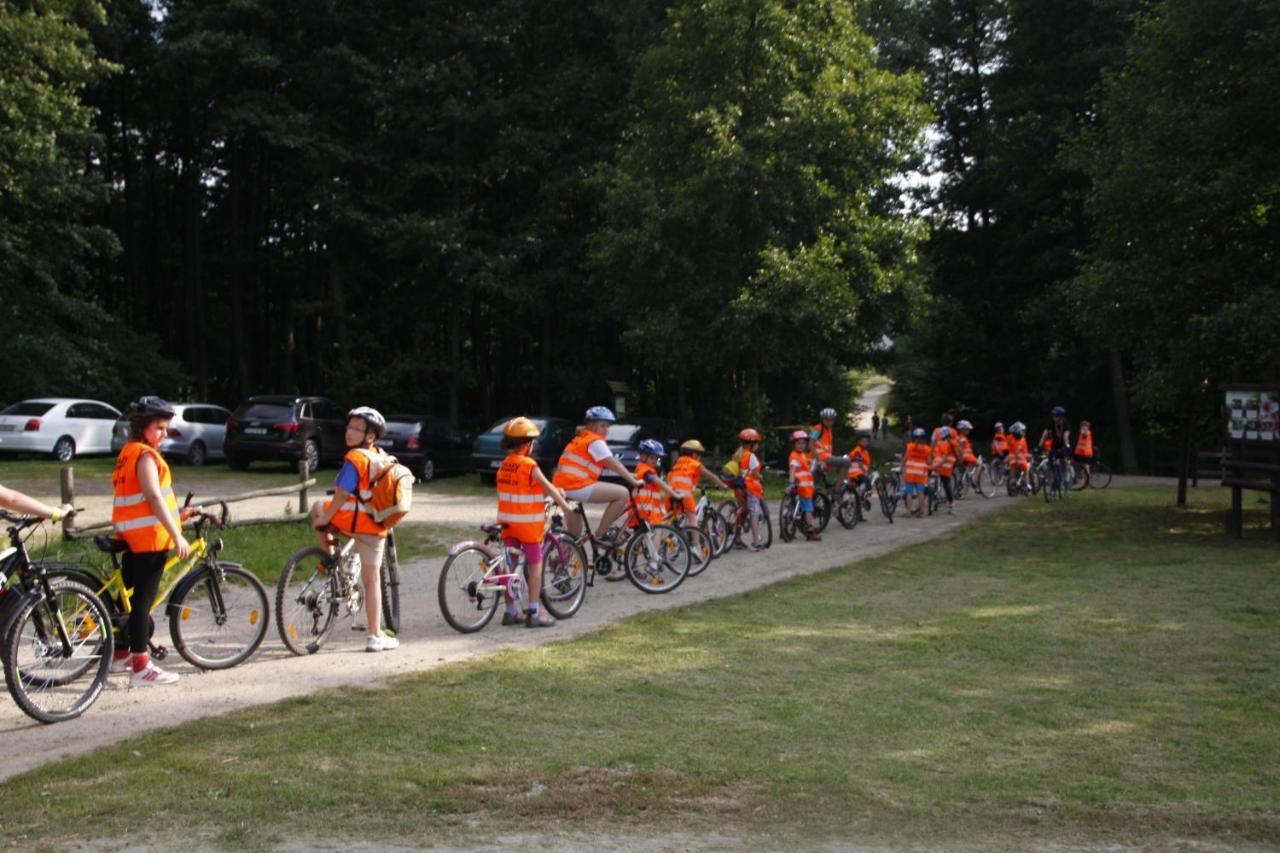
xmin=563 ymin=484 xmax=599 ymax=502
xmin=503 ymin=537 xmax=544 ymax=565
xmin=746 ymin=494 xmax=762 ymax=514
xmin=903 ymin=482 xmax=924 ymax=496
xmin=679 ymin=495 xmax=696 ymax=514
xmin=350 ymin=532 xmax=387 ymax=574
xmin=1074 ymin=452 xmax=1094 ymax=463
xmin=797 ymin=496 xmax=814 ymax=513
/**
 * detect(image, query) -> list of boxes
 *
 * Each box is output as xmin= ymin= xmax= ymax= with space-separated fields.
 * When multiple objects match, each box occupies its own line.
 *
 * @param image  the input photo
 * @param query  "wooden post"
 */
xmin=1227 ymin=484 xmax=1242 ymax=538
xmin=298 ymin=460 xmax=310 ymax=515
xmin=59 ymin=466 xmax=75 ymax=539
xmin=1272 ymin=473 xmax=1280 ymax=542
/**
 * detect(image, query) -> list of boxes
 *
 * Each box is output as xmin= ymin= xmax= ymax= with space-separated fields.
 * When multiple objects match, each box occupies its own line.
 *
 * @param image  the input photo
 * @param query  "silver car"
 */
xmin=110 ymin=403 xmax=232 ymax=466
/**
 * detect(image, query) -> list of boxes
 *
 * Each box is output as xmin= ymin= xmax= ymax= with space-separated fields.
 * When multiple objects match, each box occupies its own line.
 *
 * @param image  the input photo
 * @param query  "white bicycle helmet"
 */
xmin=957 ymin=419 xmax=973 ymax=431
xmin=819 ymin=407 xmax=837 ymax=419
xmin=347 ymin=406 xmax=387 ymax=439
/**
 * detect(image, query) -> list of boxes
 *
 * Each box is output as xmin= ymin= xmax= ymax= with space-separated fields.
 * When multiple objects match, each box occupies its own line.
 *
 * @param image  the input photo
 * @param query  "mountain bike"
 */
xmin=1006 ymin=463 xmax=1036 ymax=497
xmin=657 ymin=505 xmax=716 ymax=578
xmin=554 ymin=499 xmax=691 ymax=594
xmin=59 ymin=501 xmax=271 ymax=670
xmin=1035 ymin=453 xmax=1065 ymax=502
xmin=694 ymin=488 xmax=731 ymax=557
xmin=438 ymin=514 xmax=588 ymax=633
xmin=778 ymin=484 xmax=830 ymax=542
xmin=955 ymin=457 xmax=996 ymax=499
xmin=0 ymin=509 xmax=113 ymax=724
xmin=1085 ymin=455 xmax=1112 ymax=489
xmin=276 ymin=526 xmax=401 ymax=656
xmin=716 ymin=492 xmax=772 ymax=551
xmin=874 ymin=463 xmax=900 ymax=523
xmin=834 ymin=473 xmax=872 ymax=529
xmin=924 ymin=472 xmax=942 ymax=515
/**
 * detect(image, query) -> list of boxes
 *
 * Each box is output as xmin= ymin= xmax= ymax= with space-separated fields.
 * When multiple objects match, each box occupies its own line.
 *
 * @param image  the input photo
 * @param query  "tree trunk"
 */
xmin=228 ymin=140 xmax=252 ymax=398
xmin=448 ymin=288 xmax=462 ymax=424
xmin=539 ymin=308 xmax=552 ymax=416
xmin=1109 ymin=348 xmax=1139 ymax=473
xmin=1176 ymin=412 xmax=1191 ymax=506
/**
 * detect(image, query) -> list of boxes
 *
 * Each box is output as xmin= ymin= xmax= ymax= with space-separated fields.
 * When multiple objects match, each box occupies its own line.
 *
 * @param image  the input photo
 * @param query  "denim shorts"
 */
xmin=902 ymin=482 xmax=924 ymax=496
xmin=797 ymin=496 xmax=814 ymax=512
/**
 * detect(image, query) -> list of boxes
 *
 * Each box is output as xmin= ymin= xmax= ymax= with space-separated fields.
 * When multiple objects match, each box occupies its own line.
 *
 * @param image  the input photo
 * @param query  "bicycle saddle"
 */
xmin=93 ymin=535 xmax=129 ymax=555
xmin=481 ymin=522 xmax=507 ymax=536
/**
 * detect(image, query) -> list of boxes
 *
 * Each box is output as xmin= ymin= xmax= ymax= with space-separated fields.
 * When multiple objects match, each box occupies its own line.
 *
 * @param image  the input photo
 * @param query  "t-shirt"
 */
xmin=586 ymin=439 xmax=613 ymax=463
xmin=335 ymin=461 xmax=359 ymax=494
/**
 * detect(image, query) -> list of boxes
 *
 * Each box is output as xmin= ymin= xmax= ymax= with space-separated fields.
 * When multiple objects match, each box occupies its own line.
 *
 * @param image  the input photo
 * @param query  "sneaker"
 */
xmin=131 ymin=664 xmax=178 ymax=688
xmin=109 ymin=655 xmax=131 ymax=675
xmin=526 ymin=611 xmax=556 ymax=629
xmin=365 ymin=633 xmax=400 ymax=653
xmin=947 ymin=504 xmax=956 ymax=516
xmin=501 ymin=611 xmax=524 ymax=626
xmin=747 ymin=543 xmax=763 ymax=552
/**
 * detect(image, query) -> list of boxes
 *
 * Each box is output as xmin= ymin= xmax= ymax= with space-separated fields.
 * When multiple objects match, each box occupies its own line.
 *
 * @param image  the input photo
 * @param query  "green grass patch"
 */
xmin=3 ymin=486 xmax=1278 ymax=848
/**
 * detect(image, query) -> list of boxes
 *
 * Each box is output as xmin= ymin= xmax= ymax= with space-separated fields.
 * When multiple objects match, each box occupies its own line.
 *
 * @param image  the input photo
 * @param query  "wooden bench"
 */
xmin=1222 ymin=458 xmax=1280 ymax=539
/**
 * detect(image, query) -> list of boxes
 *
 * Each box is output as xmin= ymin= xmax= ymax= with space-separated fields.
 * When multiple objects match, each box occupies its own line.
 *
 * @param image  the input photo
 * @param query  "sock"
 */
xmin=505 ymin=603 xmax=520 ymax=616
xmin=113 ymin=650 xmax=129 ymax=661
xmin=131 ymin=652 xmax=150 ymax=673
xmin=525 ymin=603 xmax=540 ymax=615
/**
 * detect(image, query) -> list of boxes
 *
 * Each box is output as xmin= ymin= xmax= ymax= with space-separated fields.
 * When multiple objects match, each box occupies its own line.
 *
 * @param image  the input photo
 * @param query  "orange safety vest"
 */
xmin=789 ymin=450 xmax=814 ymax=498
xmin=810 ymin=424 xmax=833 ymax=461
xmin=668 ymin=455 xmax=703 ymax=499
xmin=903 ymin=442 xmax=931 ymax=485
xmin=631 ymin=461 xmax=666 ymax=526
xmin=931 ymin=429 xmax=958 ymax=477
xmin=331 ymin=448 xmax=389 ymax=536
xmin=1076 ymin=427 xmax=1093 ymax=457
xmin=112 ymin=442 xmax=180 ymax=553
xmin=1041 ymin=437 xmax=1053 ymax=454
xmin=958 ymin=435 xmax=978 ymax=465
xmin=1008 ymin=436 xmax=1030 ymax=470
xmin=847 ymin=446 xmax=872 ymax=479
xmin=991 ymin=431 xmax=1007 ymax=455
xmin=552 ymin=429 xmax=607 ymax=490
xmin=496 ymin=452 xmax=546 ymax=544
xmin=736 ymin=448 xmax=764 ymax=497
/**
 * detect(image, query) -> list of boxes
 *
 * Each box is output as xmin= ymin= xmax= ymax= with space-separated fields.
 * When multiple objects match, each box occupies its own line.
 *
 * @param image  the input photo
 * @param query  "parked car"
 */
xmin=378 ymin=415 xmax=473 ymax=481
xmin=0 ymin=398 xmax=121 ymax=462
xmin=599 ymin=419 xmax=687 ymax=480
xmin=110 ymin=403 xmax=232 ymax=466
xmin=223 ymin=396 xmax=346 ymax=473
xmin=471 ymin=416 xmax=575 ymax=483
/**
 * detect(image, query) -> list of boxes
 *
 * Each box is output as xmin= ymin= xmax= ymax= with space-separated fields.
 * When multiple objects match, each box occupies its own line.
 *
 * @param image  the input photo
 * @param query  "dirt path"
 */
xmin=0 ymin=492 xmax=1015 ymax=782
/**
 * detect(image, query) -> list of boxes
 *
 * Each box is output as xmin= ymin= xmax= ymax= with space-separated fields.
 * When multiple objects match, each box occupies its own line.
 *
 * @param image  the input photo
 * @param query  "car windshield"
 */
xmin=237 ymin=403 xmax=293 ymax=420
xmin=605 ymin=424 xmax=642 ymax=445
xmin=1 ymin=402 xmax=55 ymax=417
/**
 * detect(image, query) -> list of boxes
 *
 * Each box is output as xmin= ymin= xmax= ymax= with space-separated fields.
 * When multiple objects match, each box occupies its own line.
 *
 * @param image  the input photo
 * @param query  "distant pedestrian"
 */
xmin=871 ymin=412 xmax=881 ymax=439
xmin=903 ymin=415 xmax=914 ymax=440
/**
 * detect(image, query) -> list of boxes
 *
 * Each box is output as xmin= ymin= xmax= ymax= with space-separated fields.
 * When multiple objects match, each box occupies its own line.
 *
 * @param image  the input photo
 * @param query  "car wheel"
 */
xmin=51 ymin=436 xmax=75 ymax=463
xmin=187 ymin=441 xmax=207 ymax=467
xmin=419 ymin=457 xmax=435 ymax=482
xmin=303 ymin=440 xmax=320 ymax=474
xmin=227 ymin=454 xmax=250 ymax=471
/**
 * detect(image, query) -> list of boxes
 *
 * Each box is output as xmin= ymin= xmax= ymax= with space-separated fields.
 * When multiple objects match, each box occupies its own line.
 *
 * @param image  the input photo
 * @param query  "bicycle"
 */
xmin=955 ymin=456 xmax=996 ymax=499
xmin=1085 ymin=456 xmax=1113 ymax=489
xmin=61 ymin=501 xmax=271 ymax=670
xmin=0 ymin=509 xmax=113 ymax=724
xmin=1006 ymin=462 xmax=1037 ymax=497
xmin=716 ymin=491 xmax=772 ymax=551
xmin=834 ymin=470 xmax=873 ymax=529
xmin=777 ymin=483 xmax=830 ymax=542
xmin=1034 ymin=453 xmax=1065 ymax=502
xmin=657 ymin=504 xmax=716 ymax=578
xmin=874 ymin=462 xmax=900 ymax=523
xmin=438 ymin=511 xmax=588 ymax=633
xmin=923 ymin=471 xmax=942 ymax=515
xmin=694 ymin=487 xmax=731 ymax=558
xmin=555 ymin=499 xmax=691 ymax=594
xmin=276 ymin=526 xmax=402 ymax=656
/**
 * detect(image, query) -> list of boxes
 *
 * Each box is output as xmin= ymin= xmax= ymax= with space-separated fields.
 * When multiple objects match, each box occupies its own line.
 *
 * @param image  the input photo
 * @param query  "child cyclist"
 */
xmin=495 ymin=417 xmax=574 ymax=627
xmin=1006 ymin=421 xmax=1031 ymax=493
xmin=552 ymin=407 xmax=643 ymax=542
xmin=725 ymin=428 xmax=766 ymax=550
xmin=902 ymin=427 xmax=932 ymax=517
xmin=846 ymin=433 xmax=873 ymax=509
xmin=309 ymin=406 xmax=398 ymax=652
xmin=667 ymin=440 xmax=731 ymax=526
xmin=956 ymin=420 xmax=980 ymax=478
xmin=930 ymin=424 xmax=960 ymax=515
xmin=990 ymin=421 xmax=1009 ymax=460
xmin=787 ymin=430 xmax=821 ymax=540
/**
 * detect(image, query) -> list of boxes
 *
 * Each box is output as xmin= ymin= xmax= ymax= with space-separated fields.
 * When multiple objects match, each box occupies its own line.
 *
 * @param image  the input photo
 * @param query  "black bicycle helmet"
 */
xmin=127 ymin=395 xmax=177 ymax=421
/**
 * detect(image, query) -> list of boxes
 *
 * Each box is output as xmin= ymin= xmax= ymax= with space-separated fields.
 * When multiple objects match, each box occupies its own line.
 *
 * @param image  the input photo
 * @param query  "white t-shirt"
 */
xmin=586 ymin=439 xmax=613 ymax=463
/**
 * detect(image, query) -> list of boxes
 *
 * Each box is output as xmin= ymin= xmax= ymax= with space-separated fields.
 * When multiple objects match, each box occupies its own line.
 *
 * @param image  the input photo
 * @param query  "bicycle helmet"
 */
xmin=503 ymin=416 xmax=541 ymax=439
xmin=1010 ymin=421 xmax=1026 ymax=436
xmin=957 ymin=420 xmax=973 ymax=431
xmin=819 ymin=407 xmax=837 ymax=419
xmin=347 ymin=406 xmax=387 ymax=438
xmin=937 ymin=426 xmax=951 ymax=439
xmin=911 ymin=428 xmax=926 ymax=440
xmin=584 ymin=406 xmax=616 ymax=423
xmin=994 ymin=421 xmax=1005 ymax=430
xmin=789 ymin=430 xmax=809 ymax=442
xmin=638 ymin=439 xmax=665 ymax=457
xmin=738 ymin=428 xmax=762 ymax=442
xmin=127 ymin=395 xmax=177 ymax=421
xmin=680 ymin=439 xmax=706 ymax=454
xmin=1051 ymin=405 xmax=1066 ymax=416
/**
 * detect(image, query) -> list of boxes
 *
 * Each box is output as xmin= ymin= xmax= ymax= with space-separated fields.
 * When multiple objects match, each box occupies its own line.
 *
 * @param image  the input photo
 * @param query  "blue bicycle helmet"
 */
xmin=1051 ymin=405 xmax=1066 ymax=416
xmin=585 ymin=405 xmax=616 ymax=423
xmin=911 ymin=428 xmax=926 ymax=440
xmin=638 ymin=439 xmax=664 ymax=457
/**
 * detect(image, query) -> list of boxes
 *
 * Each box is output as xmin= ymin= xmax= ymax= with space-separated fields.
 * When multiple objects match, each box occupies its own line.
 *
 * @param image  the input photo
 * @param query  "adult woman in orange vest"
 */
xmin=727 ymin=428 xmax=766 ymax=550
xmin=111 ymin=397 xmax=196 ymax=687
xmin=495 ymin=417 xmax=574 ymax=627
xmin=787 ymin=430 xmax=821 ymax=541
xmin=902 ymin=427 xmax=932 ymax=517
xmin=309 ymin=406 xmax=398 ymax=652
xmin=668 ymin=440 xmax=730 ymax=526
xmin=551 ymin=406 xmax=642 ymax=542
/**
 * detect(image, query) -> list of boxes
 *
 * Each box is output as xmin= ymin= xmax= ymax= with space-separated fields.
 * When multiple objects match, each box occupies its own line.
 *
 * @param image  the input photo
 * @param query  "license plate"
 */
xmin=245 ymin=427 xmax=267 ymax=435
xmin=0 ymin=425 xmax=13 ymax=433
xmin=489 ymin=460 xmax=501 ymax=468
xmin=377 ymin=439 xmax=393 ymax=448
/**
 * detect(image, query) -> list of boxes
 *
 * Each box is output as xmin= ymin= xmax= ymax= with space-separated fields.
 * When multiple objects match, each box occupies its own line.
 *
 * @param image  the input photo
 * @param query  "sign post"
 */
xmin=1221 ymin=384 xmax=1280 ymax=539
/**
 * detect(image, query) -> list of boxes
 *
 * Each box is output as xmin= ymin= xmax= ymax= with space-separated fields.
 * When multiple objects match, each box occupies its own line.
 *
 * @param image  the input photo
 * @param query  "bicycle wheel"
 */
xmin=276 ymin=546 xmax=340 ymax=656
xmin=4 ymin=578 xmax=112 ymax=724
xmin=701 ymin=509 xmax=731 ymax=558
xmin=1089 ymin=461 xmax=1112 ymax=489
xmin=1069 ymin=461 xmax=1090 ymax=491
xmin=624 ymin=525 xmax=690 ymax=594
xmin=976 ymin=465 xmax=997 ymax=498
xmin=438 ymin=544 xmax=500 ymax=633
xmin=682 ymin=524 xmax=715 ymax=578
xmin=813 ymin=492 xmax=832 ymax=533
xmin=989 ymin=459 xmax=1006 ymax=486
xmin=380 ymin=537 xmax=401 ymax=634
xmin=540 ymin=532 xmax=587 ymax=619
xmin=752 ymin=500 xmax=773 ymax=549
xmin=778 ymin=494 xmax=797 ymax=542
xmin=835 ymin=490 xmax=860 ymax=529
xmin=953 ymin=471 xmax=968 ymax=500
xmin=170 ymin=562 xmax=270 ymax=670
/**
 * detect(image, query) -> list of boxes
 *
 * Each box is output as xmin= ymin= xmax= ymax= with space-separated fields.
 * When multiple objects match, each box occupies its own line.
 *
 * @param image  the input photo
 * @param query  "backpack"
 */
xmin=721 ymin=449 xmax=742 ymax=478
xmin=355 ymin=448 xmax=415 ymax=529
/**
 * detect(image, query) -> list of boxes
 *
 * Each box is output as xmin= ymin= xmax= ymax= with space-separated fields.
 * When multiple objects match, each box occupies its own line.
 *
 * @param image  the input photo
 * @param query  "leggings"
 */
xmin=940 ymin=474 xmax=954 ymax=503
xmin=121 ymin=550 xmax=167 ymax=654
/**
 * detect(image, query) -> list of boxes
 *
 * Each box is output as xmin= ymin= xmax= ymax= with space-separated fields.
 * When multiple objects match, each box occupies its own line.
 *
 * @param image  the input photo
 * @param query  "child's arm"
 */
xmin=697 ymin=463 xmax=730 ymax=491
xmin=654 ymin=476 xmax=681 ymax=501
xmin=531 ymin=467 xmax=573 ymax=513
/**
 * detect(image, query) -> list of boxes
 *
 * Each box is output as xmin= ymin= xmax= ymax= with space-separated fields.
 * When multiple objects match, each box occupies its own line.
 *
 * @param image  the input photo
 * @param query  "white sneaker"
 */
xmin=365 ymin=633 xmax=400 ymax=653
xmin=131 ymin=664 xmax=179 ymax=688
xmin=109 ymin=656 xmax=131 ymax=674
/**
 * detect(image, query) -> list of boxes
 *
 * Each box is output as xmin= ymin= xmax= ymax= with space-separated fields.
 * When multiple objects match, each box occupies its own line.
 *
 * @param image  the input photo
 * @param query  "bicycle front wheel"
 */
xmin=1089 ymin=461 xmax=1113 ymax=489
xmin=4 ymin=579 xmax=112 ymax=724
xmin=276 ymin=546 xmax=340 ymax=656
xmin=540 ymin=533 xmax=587 ymax=620
xmin=171 ymin=562 xmax=269 ymax=670
xmin=701 ymin=509 xmax=731 ymax=558
xmin=624 ymin=525 xmax=690 ymax=593
xmin=381 ymin=536 xmax=401 ymax=635
xmin=813 ymin=492 xmax=832 ymax=533
xmin=682 ymin=524 xmax=715 ymax=577
xmin=835 ymin=490 xmax=860 ymax=529
xmin=778 ymin=495 xmax=798 ymax=542
xmin=438 ymin=544 xmax=500 ymax=633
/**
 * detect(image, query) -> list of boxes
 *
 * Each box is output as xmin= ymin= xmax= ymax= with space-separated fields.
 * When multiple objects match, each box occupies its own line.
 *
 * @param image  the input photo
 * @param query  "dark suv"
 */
xmin=224 ymin=395 xmax=346 ymax=473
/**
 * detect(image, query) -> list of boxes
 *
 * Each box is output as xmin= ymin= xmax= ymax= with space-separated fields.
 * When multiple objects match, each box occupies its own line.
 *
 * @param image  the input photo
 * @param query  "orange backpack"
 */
xmin=354 ymin=449 xmax=415 ymax=529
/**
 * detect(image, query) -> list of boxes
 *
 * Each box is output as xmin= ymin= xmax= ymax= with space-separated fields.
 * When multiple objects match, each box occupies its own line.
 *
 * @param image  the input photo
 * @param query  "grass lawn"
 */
xmin=3 ymin=486 xmax=1277 ymax=849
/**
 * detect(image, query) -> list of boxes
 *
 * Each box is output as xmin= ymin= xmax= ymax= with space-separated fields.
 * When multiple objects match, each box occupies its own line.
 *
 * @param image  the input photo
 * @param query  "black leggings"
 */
xmin=121 ymin=550 xmax=167 ymax=654
xmin=941 ymin=473 xmax=954 ymax=503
